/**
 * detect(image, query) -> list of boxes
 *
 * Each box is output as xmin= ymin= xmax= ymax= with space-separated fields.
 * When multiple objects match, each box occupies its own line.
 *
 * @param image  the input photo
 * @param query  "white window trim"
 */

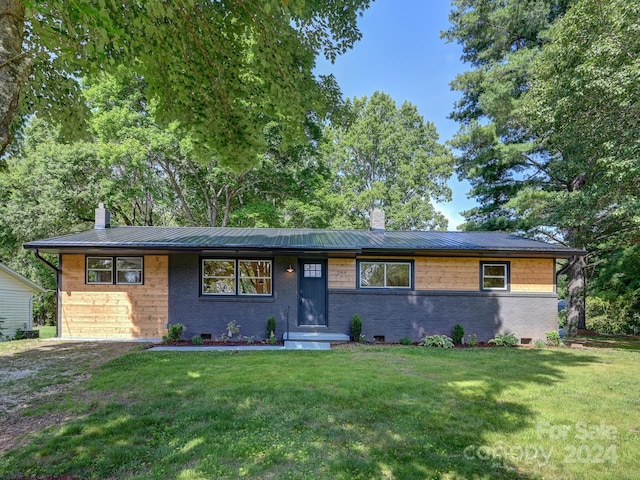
xmin=481 ymin=262 xmax=509 ymax=291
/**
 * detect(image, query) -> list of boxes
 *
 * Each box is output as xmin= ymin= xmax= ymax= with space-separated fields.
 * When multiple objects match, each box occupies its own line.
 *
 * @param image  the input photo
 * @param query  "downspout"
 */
xmin=29 ymin=248 xmax=61 ymax=274
xmin=27 ymin=248 xmax=62 ymax=338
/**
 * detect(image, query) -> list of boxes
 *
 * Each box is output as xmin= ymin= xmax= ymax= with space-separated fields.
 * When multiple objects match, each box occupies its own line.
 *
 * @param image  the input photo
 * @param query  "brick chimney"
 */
xmin=95 ymin=202 xmax=111 ymax=229
xmin=370 ymin=208 xmax=385 ymax=231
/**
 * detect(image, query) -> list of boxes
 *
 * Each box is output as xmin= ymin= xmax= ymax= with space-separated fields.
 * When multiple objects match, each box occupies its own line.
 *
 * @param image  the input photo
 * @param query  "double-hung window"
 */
xmin=358 ymin=261 xmax=412 ymax=289
xmin=202 ymin=259 xmax=272 ymax=296
xmin=86 ymin=256 xmax=143 ymax=285
xmin=481 ymin=262 xmax=510 ymax=291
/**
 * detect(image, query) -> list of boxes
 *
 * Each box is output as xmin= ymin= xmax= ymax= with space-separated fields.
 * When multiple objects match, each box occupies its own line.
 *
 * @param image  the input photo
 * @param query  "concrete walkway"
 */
xmin=149 ymin=345 xmax=288 ymax=352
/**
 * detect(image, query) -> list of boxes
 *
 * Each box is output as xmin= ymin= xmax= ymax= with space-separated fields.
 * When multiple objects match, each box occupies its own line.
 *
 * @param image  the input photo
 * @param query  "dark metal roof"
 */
xmin=24 ymin=226 xmax=584 ymax=257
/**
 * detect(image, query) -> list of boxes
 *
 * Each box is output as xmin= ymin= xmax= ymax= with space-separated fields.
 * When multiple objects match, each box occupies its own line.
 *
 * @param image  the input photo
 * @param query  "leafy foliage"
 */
xmin=8 ymin=0 xmax=374 ymax=168
xmin=444 ymin=0 xmax=640 ymax=334
xmin=320 ymin=91 xmax=454 ymax=229
xmin=419 ymin=335 xmax=454 ymax=348
xmin=350 ymin=315 xmax=362 ymax=342
xmin=545 ymin=331 xmax=561 ymax=347
xmin=489 ymin=333 xmax=519 ymax=348
xmin=452 ymin=324 xmax=465 ymax=345
xmin=266 ymin=316 xmax=276 ymax=339
xmin=167 ymin=323 xmax=184 ymax=342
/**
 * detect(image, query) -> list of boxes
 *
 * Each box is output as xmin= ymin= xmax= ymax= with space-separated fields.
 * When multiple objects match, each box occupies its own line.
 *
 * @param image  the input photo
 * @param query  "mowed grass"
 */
xmin=2 ymin=345 xmax=640 ymax=480
xmin=34 ymin=325 xmax=56 ymax=339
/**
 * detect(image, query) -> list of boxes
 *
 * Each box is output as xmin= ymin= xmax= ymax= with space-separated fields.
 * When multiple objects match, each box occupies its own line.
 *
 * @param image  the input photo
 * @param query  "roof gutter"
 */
xmin=27 ymin=248 xmax=61 ymax=274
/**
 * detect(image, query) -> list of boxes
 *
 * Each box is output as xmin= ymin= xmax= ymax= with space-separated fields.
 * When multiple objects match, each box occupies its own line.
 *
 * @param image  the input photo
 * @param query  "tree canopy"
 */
xmin=320 ymin=91 xmax=454 ymax=230
xmin=444 ymin=0 xmax=640 ymax=334
xmin=2 ymin=0 xmax=372 ymax=167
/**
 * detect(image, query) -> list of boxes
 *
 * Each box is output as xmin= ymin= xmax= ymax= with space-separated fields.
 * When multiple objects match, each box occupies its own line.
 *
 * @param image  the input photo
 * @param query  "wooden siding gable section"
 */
xmin=61 ymin=254 xmax=168 ymax=339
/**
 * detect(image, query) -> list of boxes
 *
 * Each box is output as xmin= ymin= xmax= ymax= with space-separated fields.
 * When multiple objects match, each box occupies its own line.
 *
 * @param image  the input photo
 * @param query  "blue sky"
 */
xmin=315 ymin=0 xmax=473 ymax=229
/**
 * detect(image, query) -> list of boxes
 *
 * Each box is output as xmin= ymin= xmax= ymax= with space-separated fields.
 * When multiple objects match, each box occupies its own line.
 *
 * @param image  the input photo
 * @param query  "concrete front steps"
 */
xmin=283 ymin=332 xmax=350 ymax=350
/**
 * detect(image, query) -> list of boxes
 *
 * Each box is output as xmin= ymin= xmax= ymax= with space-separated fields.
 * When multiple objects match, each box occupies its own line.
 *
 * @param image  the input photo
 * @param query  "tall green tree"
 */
xmin=444 ymin=0 xmax=640 ymax=334
xmin=2 ymin=0 xmax=372 ymax=167
xmin=321 ymin=91 xmax=453 ymax=230
xmin=442 ymin=0 xmax=591 ymax=333
xmin=516 ymin=0 xmax=640 ymax=332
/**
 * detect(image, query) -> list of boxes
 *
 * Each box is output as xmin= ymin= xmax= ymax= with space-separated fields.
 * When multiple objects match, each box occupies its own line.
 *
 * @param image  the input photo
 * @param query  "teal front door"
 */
xmin=298 ymin=260 xmax=327 ymax=326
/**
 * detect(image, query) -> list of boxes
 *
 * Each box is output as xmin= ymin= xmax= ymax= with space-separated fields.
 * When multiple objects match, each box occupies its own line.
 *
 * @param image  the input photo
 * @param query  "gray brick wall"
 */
xmin=168 ymin=254 xmax=558 ymax=343
xmin=328 ymin=289 xmax=558 ymax=343
xmin=169 ymin=254 xmax=298 ymax=340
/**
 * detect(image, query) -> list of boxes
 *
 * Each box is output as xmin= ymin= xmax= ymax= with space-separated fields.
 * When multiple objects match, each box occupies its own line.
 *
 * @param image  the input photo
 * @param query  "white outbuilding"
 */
xmin=0 ymin=262 xmax=46 ymax=339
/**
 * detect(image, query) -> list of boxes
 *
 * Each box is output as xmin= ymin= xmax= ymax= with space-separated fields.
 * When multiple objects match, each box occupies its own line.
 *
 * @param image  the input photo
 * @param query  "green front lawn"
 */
xmin=2 ymin=345 xmax=639 ymax=479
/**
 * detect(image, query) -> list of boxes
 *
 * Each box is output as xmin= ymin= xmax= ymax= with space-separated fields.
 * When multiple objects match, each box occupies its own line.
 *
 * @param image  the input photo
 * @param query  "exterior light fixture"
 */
xmin=286 ymin=264 xmax=294 ymax=273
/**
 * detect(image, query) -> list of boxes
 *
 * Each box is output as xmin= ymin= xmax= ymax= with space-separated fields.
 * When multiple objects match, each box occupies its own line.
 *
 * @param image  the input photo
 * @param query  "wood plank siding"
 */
xmin=60 ymin=254 xmax=168 ymax=339
xmin=329 ymin=256 xmax=555 ymax=293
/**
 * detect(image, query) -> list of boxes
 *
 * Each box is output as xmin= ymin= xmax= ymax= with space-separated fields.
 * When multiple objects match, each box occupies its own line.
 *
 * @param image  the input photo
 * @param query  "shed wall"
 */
xmin=0 ymin=270 xmax=35 ymax=338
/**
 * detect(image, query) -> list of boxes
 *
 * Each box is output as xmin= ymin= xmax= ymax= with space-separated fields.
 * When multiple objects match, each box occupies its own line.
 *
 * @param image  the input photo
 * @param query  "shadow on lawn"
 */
xmin=0 ymin=347 xmax=601 ymax=480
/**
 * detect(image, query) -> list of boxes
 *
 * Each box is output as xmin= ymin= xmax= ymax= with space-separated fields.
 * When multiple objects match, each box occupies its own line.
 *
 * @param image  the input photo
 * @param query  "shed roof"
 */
xmin=24 ymin=226 xmax=583 ymax=257
xmin=0 ymin=262 xmax=46 ymax=293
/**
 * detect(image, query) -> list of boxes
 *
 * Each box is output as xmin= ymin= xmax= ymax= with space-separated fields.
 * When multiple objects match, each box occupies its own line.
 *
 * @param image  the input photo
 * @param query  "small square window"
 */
xmin=304 ymin=263 xmax=322 ymax=278
xmin=481 ymin=262 xmax=509 ymax=290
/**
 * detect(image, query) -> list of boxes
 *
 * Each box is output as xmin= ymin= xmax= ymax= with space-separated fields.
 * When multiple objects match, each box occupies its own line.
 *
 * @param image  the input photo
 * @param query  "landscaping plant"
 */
xmin=266 ymin=316 xmax=276 ymax=338
xmin=545 ymin=330 xmax=562 ymax=347
xmin=167 ymin=323 xmax=184 ymax=341
xmin=399 ymin=337 xmax=413 ymax=345
xmin=452 ymin=324 xmax=465 ymax=345
xmin=489 ymin=333 xmax=519 ymax=347
xmin=351 ymin=315 xmax=362 ymax=342
xmin=419 ymin=334 xmax=454 ymax=348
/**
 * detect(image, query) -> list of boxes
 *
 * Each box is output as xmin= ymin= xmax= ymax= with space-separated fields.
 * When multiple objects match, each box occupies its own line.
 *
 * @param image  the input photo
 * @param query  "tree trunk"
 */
xmin=566 ymin=254 xmax=586 ymax=336
xmin=0 ymin=0 xmax=32 ymax=156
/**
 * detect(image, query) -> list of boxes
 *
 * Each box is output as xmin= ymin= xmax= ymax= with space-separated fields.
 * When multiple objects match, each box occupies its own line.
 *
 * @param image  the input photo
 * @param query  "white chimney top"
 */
xmin=95 ymin=203 xmax=111 ymax=229
xmin=370 ymin=208 xmax=385 ymax=231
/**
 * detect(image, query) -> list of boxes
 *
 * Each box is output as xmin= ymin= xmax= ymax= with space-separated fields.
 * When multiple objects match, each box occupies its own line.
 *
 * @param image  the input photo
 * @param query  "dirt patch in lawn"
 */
xmin=0 ymin=340 xmax=143 ymax=454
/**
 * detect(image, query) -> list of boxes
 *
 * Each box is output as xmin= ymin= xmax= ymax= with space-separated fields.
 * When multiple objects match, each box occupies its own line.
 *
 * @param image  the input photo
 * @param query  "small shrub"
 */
xmin=224 ymin=320 xmax=241 ymax=340
xmin=266 ymin=316 xmax=276 ymax=338
xmin=467 ymin=333 xmax=478 ymax=347
xmin=419 ymin=335 xmax=454 ymax=348
xmin=534 ymin=340 xmax=546 ymax=349
xmin=167 ymin=323 xmax=184 ymax=341
xmin=14 ymin=329 xmax=26 ymax=340
xmin=399 ymin=337 xmax=413 ymax=345
xmin=452 ymin=324 xmax=465 ymax=345
xmin=191 ymin=335 xmax=203 ymax=345
xmin=269 ymin=331 xmax=277 ymax=345
xmin=489 ymin=333 xmax=519 ymax=347
xmin=351 ymin=315 xmax=362 ymax=342
xmin=545 ymin=330 xmax=561 ymax=347
xmin=245 ymin=336 xmax=255 ymax=345
xmin=359 ymin=334 xmax=366 ymax=343
xmin=161 ymin=335 xmax=169 ymax=344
